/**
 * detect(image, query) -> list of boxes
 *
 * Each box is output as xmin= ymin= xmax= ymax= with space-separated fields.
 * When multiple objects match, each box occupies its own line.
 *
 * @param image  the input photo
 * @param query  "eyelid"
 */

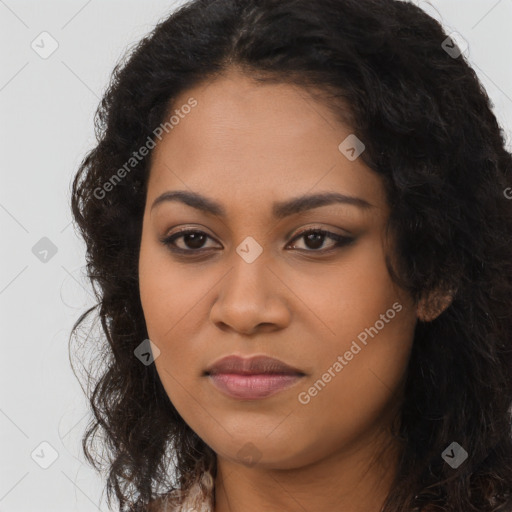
xmin=286 ymin=227 xmax=354 ymax=251
xmin=163 ymin=222 xmax=351 ymax=240
xmin=159 ymin=226 xmax=221 ymax=253
xmin=288 ymin=223 xmax=353 ymax=240
xmin=160 ymin=224 xmax=354 ymax=256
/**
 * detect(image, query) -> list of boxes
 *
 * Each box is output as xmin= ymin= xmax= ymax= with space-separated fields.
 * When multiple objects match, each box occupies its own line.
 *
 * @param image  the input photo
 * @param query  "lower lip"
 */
xmin=208 ymin=373 xmax=304 ymax=400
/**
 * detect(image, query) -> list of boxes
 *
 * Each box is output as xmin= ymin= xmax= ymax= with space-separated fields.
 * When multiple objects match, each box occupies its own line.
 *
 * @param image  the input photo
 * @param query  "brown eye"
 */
xmin=160 ymin=227 xmax=354 ymax=258
xmin=287 ymin=228 xmax=354 ymax=252
xmin=161 ymin=229 xmax=220 ymax=253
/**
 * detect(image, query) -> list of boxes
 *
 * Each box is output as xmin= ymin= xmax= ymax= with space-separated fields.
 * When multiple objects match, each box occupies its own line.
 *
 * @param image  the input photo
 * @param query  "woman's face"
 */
xmin=138 ymin=69 xmax=419 ymax=469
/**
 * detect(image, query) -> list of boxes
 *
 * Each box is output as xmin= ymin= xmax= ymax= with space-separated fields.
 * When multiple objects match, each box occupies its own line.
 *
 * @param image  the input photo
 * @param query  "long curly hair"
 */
xmin=69 ymin=0 xmax=512 ymax=510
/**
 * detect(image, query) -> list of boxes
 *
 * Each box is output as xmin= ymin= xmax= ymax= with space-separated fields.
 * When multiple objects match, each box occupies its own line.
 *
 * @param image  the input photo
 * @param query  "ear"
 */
xmin=416 ymin=286 xmax=456 ymax=322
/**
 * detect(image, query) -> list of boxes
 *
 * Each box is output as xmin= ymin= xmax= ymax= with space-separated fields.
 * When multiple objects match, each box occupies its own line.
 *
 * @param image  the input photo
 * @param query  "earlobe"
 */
xmin=416 ymin=287 xmax=456 ymax=322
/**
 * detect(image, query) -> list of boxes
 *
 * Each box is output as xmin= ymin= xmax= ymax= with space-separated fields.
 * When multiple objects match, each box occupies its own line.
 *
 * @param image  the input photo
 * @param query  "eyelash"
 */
xmin=160 ymin=227 xmax=354 ymax=257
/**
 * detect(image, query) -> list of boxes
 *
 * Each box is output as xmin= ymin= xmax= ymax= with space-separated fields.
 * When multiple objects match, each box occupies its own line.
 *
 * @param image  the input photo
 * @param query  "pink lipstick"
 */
xmin=205 ymin=355 xmax=305 ymax=400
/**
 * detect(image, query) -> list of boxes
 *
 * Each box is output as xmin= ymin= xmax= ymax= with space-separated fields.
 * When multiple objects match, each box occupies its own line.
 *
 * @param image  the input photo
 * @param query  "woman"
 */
xmin=70 ymin=0 xmax=512 ymax=510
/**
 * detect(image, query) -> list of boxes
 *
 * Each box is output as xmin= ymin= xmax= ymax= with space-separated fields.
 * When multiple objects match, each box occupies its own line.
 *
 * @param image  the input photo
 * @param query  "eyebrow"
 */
xmin=150 ymin=190 xmax=374 ymax=218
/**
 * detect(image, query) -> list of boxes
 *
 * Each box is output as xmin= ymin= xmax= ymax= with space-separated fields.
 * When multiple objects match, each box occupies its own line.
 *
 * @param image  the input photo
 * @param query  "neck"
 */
xmin=213 ymin=424 xmax=403 ymax=512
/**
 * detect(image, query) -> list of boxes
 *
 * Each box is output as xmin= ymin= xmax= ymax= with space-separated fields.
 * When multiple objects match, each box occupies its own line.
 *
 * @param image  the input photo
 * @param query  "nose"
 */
xmin=209 ymin=258 xmax=292 ymax=336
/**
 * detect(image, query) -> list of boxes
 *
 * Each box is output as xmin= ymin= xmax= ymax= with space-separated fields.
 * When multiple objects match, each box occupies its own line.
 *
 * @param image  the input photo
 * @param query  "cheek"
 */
xmin=138 ymin=231 xmax=228 ymax=423
xmin=287 ymin=243 xmax=416 ymax=442
xmin=277 ymin=300 xmax=415 ymax=467
xmin=287 ymin=237 xmax=408 ymax=345
xmin=293 ymin=310 xmax=414 ymax=456
xmin=139 ymin=228 xmax=203 ymax=338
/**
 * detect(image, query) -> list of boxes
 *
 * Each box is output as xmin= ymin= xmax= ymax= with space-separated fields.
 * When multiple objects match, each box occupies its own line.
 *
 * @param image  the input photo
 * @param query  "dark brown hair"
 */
xmin=70 ymin=0 xmax=512 ymax=510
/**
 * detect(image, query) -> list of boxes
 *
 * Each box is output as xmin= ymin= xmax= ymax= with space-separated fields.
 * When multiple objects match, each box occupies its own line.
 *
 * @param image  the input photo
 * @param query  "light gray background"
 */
xmin=1 ymin=1 xmax=511 ymax=510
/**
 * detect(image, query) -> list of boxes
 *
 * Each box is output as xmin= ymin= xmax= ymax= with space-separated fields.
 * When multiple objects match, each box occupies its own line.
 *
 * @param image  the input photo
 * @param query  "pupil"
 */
xmin=305 ymin=232 xmax=324 ymax=249
xmin=185 ymin=233 xmax=205 ymax=249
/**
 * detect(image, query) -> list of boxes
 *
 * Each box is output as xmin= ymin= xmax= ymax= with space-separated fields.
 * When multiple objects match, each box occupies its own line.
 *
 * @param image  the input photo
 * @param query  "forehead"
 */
xmin=147 ymin=69 xmax=387 ymax=215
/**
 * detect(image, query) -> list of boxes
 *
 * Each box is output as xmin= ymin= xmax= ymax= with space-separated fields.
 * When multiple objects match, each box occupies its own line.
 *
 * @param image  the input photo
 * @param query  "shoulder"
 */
xmin=146 ymin=495 xmax=179 ymax=512
xmin=146 ymin=496 xmax=165 ymax=512
xmin=146 ymin=470 xmax=214 ymax=512
xmin=146 ymin=491 xmax=211 ymax=512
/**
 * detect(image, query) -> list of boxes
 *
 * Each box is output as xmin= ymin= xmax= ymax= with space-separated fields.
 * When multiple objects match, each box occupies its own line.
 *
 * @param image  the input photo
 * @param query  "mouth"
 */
xmin=204 ymin=354 xmax=306 ymax=400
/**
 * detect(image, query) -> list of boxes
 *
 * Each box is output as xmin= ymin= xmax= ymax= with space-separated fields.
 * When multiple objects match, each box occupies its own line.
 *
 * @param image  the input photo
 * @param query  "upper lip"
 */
xmin=205 ymin=355 xmax=305 ymax=376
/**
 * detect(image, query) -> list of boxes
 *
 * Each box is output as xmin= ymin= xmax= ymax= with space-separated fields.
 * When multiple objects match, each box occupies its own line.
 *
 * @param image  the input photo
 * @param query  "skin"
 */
xmin=138 ymin=67 xmax=450 ymax=512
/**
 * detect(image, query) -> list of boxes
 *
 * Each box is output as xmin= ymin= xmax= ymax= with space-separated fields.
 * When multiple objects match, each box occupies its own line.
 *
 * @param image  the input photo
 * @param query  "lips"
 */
xmin=204 ymin=355 xmax=306 ymax=400
xmin=204 ymin=354 xmax=305 ymax=376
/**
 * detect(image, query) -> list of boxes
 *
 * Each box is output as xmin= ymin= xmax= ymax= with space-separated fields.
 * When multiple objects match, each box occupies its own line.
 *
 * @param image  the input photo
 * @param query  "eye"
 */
xmin=160 ymin=228 xmax=220 ymax=254
xmin=160 ymin=227 xmax=354 ymax=256
xmin=286 ymin=228 xmax=354 ymax=252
